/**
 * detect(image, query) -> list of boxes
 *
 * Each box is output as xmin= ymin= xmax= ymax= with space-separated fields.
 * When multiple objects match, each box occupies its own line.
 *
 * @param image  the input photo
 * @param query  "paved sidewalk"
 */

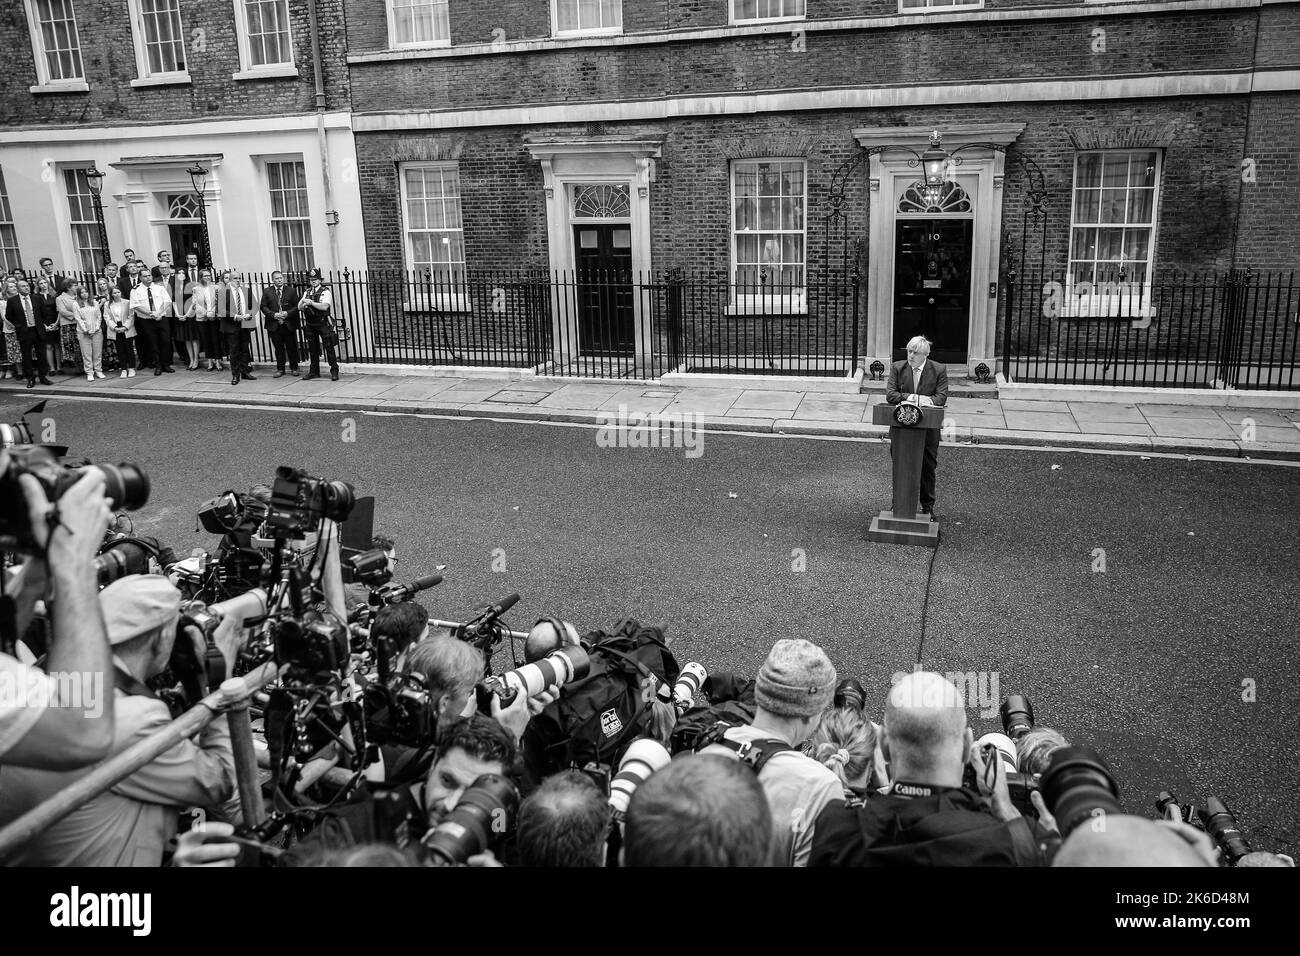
xmin=4 ymin=366 xmax=1299 ymax=460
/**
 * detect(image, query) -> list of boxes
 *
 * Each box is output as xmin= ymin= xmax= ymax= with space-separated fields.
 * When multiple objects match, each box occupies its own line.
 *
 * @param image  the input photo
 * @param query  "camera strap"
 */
xmin=114 ymin=665 xmax=158 ymax=700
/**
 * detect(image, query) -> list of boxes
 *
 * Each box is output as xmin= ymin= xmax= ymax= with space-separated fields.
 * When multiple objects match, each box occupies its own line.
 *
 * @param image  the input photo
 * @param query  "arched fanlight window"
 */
xmin=571 ymin=183 xmax=631 ymax=219
xmin=898 ymin=180 xmax=971 ymax=214
xmin=168 ymin=193 xmax=202 ymax=219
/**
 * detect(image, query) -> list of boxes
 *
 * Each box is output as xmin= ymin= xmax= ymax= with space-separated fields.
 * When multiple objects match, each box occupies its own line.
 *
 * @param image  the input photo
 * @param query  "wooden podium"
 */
xmin=866 ymin=402 xmax=944 ymax=547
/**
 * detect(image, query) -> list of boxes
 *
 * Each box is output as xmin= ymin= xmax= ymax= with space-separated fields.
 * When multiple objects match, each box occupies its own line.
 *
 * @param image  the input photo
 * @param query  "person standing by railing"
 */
xmin=299 ymin=268 xmax=339 ymax=381
xmin=35 ymin=275 xmax=61 ymax=374
xmin=130 ymin=266 xmax=175 ymax=376
xmin=188 ymin=267 xmax=222 ymax=372
xmin=55 ymin=280 xmax=83 ymax=376
xmin=260 ymin=270 xmax=302 ymax=378
xmin=75 ymin=286 xmax=105 ymax=382
xmin=104 ymin=284 xmax=136 ymax=378
xmin=220 ymin=271 xmax=256 ymax=386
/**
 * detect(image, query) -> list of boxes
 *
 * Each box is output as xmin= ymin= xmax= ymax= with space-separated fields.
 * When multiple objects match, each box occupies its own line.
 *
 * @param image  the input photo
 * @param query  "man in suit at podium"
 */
xmin=886 ymin=335 xmax=949 ymax=516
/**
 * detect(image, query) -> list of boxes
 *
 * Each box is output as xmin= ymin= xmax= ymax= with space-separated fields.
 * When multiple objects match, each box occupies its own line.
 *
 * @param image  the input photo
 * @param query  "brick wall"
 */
xmin=348 ymin=9 xmax=1256 ymax=113
xmin=0 ymin=0 xmax=349 ymax=127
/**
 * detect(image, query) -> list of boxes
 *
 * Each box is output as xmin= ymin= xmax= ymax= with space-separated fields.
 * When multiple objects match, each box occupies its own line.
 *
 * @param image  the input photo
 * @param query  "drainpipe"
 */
xmin=308 ymin=0 xmax=340 ymax=268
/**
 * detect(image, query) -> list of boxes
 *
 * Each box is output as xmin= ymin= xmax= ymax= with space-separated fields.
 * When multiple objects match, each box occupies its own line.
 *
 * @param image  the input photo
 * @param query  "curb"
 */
xmin=4 ymin=381 xmax=1298 ymax=461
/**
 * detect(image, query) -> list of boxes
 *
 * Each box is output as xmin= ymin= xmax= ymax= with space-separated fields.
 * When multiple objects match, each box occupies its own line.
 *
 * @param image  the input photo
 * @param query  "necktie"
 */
xmin=22 ymin=297 xmax=33 ymax=326
xmin=147 ymin=288 xmax=154 ymax=311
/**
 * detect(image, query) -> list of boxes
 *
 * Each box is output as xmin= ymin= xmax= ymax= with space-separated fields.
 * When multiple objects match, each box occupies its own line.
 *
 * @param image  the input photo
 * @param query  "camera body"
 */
xmin=363 ymin=672 xmax=437 ymax=749
xmin=0 ymin=445 xmax=149 ymax=552
xmin=266 ymin=466 xmax=355 ymax=539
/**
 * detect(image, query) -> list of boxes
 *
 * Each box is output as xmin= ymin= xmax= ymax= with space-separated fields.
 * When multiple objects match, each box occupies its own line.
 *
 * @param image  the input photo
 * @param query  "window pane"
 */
xmin=1127 ymin=188 xmax=1153 ymax=224
xmin=1099 ymin=189 xmax=1126 ymax=224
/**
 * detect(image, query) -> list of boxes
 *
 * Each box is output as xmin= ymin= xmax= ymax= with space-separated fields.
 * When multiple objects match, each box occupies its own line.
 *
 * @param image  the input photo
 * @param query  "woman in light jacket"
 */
xmin=74 ymin=286 xmax=105 ymax=381
xmin=56 ymin=280 xmax=82 ymax=373
xmin=94 ymin=278 xmax=119 ymax=372
xmin=103 ymin=284 xmax=136 ymax=378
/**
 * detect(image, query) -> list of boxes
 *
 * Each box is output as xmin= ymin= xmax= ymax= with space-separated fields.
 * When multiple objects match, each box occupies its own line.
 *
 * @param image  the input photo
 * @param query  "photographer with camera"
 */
xmin=697 ymin=638 xmax=844 ymax=867
xmin=1053 ymin=814 xmax=1217 ymax=867
xmin=0 ymin=453 xmax=115 ymax=771
xmin=810 ymin=672 xmax=1055 ymax=867
xmin=0 ymin=573 xmax=246 ymax=866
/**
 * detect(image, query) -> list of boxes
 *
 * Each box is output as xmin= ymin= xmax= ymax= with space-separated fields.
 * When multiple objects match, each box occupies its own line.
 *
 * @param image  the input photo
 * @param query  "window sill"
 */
xmin=730 ymin=16 xmax=806 ymax=27
xmin=404 ymin=295 xmax=472 ymax=314
xmin=389 ymin=39 xmax=452 ymax=51
xmin=551 ymin=27 xmax=623 ymax=39
xmin=130 ymin=73 xmax=192 ymax=88
xmin=232 ymin=64 xmax=300 ymax=81
xmin=1059 ymin=304 xmax=1157 ymax=320
xmin=30 ymin=81 xmax=89 ymax=94
xmin=726 ymin=298 xmax=808 ymax=316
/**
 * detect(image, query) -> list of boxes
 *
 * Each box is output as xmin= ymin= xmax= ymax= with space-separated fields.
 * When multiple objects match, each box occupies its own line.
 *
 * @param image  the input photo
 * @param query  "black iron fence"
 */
xmin=1004 ymin=269 xmax=1300 ymax=390
xmin=38 ymin=268 xmax=861 ymax=380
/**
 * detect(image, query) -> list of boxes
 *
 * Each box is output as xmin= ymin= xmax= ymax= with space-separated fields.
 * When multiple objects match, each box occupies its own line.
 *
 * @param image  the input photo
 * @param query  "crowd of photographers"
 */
xmin=0 ymin=447 xmax=1292 ymax=869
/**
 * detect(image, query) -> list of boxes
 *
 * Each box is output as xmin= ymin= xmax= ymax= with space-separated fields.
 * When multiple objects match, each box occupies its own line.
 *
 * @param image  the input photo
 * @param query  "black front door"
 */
xmin=168 ymin=223 xmax=203 ymax=269
xmin=892 ymin=219 xmax=973 ymax=364
xmin=574 ymin=224 xmax=634 ymax=354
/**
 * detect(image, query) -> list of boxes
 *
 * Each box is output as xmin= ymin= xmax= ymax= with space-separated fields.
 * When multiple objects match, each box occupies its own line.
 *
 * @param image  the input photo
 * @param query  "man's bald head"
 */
xmin=1054 ymin=815 xmax=1214 ymax=867
xmin=883 ymin=672 xmax=969 ymax=784
xmin=516 ymin=770 xmax=609 ymax=867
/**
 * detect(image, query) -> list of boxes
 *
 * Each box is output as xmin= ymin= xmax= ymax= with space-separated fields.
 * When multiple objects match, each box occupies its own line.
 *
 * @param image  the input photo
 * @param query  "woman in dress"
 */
xmin=56 ymin=280 xmax=82 ymax=374
xmin=188 ymin=266 xmax=222 ymax=371
xmin=103 ymin=284 xmax=136 ymax=378
xmin=0 ymin=275 xmax=18 ymax=380
xmin=174 ymin=267 xmax=202 ymax=370
xmin=35 ymin=275 xmax=62 ymax=373
xmin=74 ymin=286 xmax=105 ymax=381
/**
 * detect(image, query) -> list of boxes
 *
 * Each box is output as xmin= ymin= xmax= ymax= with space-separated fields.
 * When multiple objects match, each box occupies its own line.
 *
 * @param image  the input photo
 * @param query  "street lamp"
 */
xmin=186 ymin=163 xmax=212 ymax=271
xmin=84 ymin=164 xmax=110 ymax=271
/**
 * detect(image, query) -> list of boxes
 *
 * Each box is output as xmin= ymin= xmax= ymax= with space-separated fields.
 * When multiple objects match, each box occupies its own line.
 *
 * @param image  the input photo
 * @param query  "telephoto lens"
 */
xmin=94 ymin=540 xmax=153 ymax=587
xmin=94 ymin=463 xmax=150 ymax=512
xmin=999 ymin=695 xmax=1035 ymax=739
xmin=608 ymin=738 xmax=672 ymax=821
xmin=422 ymin=774 xmax=520 ymax=866
xmin=483 ymin=645 xmax=591 ymax=707
xmin=1200 ymin=797 xmax=1252 ymax=865
xmin=834 ymin=678 xmax=867 ymax=713
xmin=672 ymin=662 xmax=708 ymax=714
xmin=1040 ymin=745 xmax=1122 ymax=836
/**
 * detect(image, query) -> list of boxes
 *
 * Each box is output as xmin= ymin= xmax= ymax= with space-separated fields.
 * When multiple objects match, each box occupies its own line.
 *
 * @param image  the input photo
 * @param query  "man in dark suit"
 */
xmin=219 ymin=273 xmax=257 ymax=386
xmin=117 ymin=249 xmax=136 ymax=283
xmin=885 ymin=335 xmax=949 ymax=517
xmin=259 ymin=270 xmax=301 ymax=378
xmin=6 ymin=278 xmax=53 ymax=388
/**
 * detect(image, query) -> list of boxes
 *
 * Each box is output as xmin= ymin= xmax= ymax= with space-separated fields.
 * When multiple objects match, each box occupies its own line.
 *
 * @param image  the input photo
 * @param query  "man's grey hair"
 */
xmin=906 ymin=335 xmax=932 ymax=354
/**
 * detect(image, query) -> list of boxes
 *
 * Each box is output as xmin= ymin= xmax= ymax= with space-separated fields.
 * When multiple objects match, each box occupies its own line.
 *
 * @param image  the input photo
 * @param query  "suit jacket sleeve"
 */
xmin=931 ymin=363 xmax=949 ymax=407
xmin=885 ymin=361 xmax=904 ymax=405
xmin=108 ymin=696 xmax=235 ymax=809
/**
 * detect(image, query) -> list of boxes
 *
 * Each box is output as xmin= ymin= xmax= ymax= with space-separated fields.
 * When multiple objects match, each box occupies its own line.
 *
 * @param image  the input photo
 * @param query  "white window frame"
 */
xmin=125 ymin=0 xmax=190 ymax=87
xmin=263 ymin=158 xmax=316 ymax=276
xmin=398 ymin=161 xmax=470 ymax=313
xmin=386 ymin=0 xmax=452 ymax=50
xmin=730 ymin=0 xmax=806 ymax=26
xmin=729 ymin=158 xmax=807 ymax=315
xmin=898 ymin=0 xmax=985 ymax=12
xmin=0 ymin=167 xmax=21 ymax=274
xmin=24 ymin=0 xmax=89 ymax=93
xmin=550 ymin=0 xmax=622 ymax=38
xmin=1064 ymin=148 xmax=1162 ymax=320
xmin=232 ymin=0 xmax=298 ymax=81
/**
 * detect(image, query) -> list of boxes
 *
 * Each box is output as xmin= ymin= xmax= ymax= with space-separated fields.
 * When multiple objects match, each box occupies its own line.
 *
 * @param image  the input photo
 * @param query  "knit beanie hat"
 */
xmin=755 ymin=639 xmax=837 ymax=718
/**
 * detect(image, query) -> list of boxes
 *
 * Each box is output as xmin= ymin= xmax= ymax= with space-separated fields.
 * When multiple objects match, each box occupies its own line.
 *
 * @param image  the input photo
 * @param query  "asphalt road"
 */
xmin=3 ymin=393 xmax=1298 ymax=854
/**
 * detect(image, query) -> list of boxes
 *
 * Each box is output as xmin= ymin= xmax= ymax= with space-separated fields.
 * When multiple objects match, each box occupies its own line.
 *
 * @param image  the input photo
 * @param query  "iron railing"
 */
xmin=1003 ymin=268 xmax=1300 ymax=390
xmin=34 ymin=268 xmax=861 ymax=381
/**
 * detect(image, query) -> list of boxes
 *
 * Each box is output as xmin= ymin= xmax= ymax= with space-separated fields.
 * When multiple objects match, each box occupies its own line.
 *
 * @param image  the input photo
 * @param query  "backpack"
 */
xmin=667 ymin=672 xmax=757 ymax=755
xmin=522 ymin=617 xmax=680 ymax=781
